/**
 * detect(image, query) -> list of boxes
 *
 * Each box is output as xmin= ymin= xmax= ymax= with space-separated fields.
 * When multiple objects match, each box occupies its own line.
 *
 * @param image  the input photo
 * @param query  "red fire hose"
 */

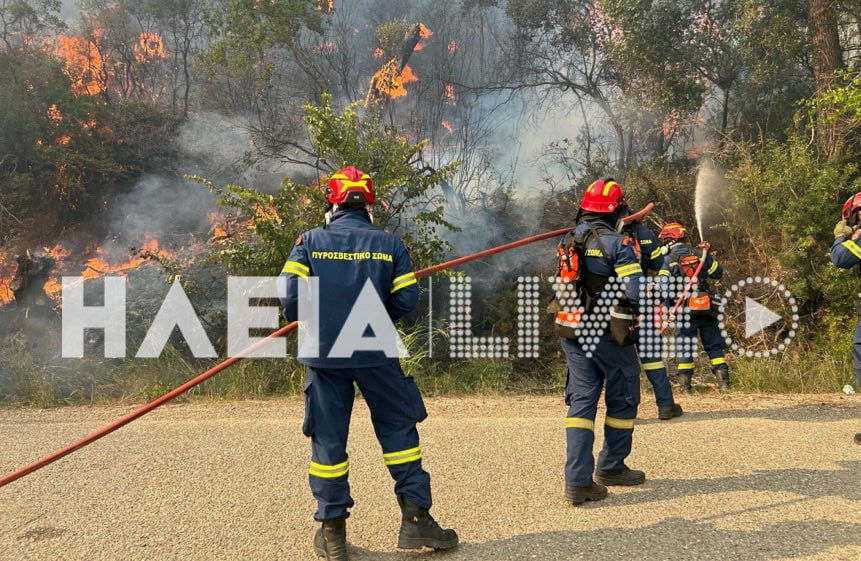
xmin=660 ymin=244 xmax=709 ymax=334
xmin=0 ymin=226 xmax=572 ymax=489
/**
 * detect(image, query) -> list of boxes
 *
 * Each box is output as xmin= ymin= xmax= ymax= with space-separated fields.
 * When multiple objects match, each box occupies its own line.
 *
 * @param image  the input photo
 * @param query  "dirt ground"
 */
xmin=1 ymin=392 xmax=860 ymax=561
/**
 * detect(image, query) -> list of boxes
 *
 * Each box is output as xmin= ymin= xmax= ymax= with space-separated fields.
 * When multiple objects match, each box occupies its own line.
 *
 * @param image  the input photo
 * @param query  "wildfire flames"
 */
xmin=368 ymin=59 xmax=417 ymax=101
xmin=134 ymin=31 xmax=166 ymax=62
xmin=56 ymin=30 xmax=166 ymax=96
xmin=0 ymin=201 xmax=286 ymax=310
xmin=40 ymin=238 xmax=172 ymax=302
xmin=366 ymin=22 xmax=432 ymax=104
xmin=0 ymin=250 xmax=16 ymax=305
xmin=56 ymin=30 xmax=106 ymax=96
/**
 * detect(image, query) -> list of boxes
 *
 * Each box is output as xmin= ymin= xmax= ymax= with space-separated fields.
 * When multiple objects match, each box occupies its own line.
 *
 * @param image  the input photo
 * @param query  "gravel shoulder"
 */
xmin=1 ymin=392 xmax=860 ymax=561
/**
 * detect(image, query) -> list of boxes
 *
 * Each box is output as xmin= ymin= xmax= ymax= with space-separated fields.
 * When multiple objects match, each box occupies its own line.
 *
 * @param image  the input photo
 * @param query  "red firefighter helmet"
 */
xmin=326 ymin=165 xmax=375 ymax=204
xmin=658 ymin=221 xmax=688 ymax=240
xmin=579 ymin=178 xmax=626 ymax=213
xmin=841 ymin=192 xmax=861 ymax=220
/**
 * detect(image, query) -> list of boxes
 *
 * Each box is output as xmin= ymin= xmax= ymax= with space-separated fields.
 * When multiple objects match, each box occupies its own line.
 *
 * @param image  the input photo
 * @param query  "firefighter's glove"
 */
xmin=698 ymin=241 xmax=711 ymax=251
xmin=834 ymin=220 xmax=854 ymax=239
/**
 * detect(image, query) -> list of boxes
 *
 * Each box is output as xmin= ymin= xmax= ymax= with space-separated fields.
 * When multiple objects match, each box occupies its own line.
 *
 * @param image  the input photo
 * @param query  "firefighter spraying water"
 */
xmin=657 ymin=222 xmax=729 ymax=392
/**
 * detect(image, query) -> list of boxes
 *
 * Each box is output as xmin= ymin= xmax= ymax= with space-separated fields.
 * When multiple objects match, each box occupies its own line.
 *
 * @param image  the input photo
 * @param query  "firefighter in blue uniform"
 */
xmin=657 ymin=222 xmax=728 ymax=392
xmin=829 ymin=192 xmax=861 ymax=446
xmin=558 ymin=178 xmax=647 ymax=506
xmin=279 ymin=166 xmax=457 ymax=561
xmin=622 ymin=214 xmax=683 ymax=420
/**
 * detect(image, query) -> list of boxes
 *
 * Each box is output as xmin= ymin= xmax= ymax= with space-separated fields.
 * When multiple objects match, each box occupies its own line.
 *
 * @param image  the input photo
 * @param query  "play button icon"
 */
xmin=718 ymin=277 xmax=799 ymax=357
xmin=745 ymin=297 xmax=782 ymax=338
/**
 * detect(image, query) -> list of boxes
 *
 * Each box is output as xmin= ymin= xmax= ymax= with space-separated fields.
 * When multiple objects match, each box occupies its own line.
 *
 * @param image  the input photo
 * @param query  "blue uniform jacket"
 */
xmin=659 ymin=244 xmax=723 ymax=281
xmin=831 ymin=234 xmax=861 ymax=269
xmin=658 ymin=243 xmax=722 ymax=306
xmin=574 ymin=218 xmax=643 ymax=308
xmin=630 ymin=223 xmax=663 ymax=273
xmin=279 ymin=208 xmax=419 ymax=367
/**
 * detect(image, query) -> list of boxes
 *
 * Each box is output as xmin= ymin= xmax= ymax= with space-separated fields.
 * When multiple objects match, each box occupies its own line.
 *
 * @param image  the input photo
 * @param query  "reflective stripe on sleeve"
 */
xmin=281 ymin=260 xmax=310 ymax=277
xmin=391 ymin=272 xmax=417 ymax=293
xmin=841 ymin=240 xmax=861 ymax=259
xmin=707 ymin=260 xmax=719 ymax=274
xmin=615 ymin=262 xmax=642 ymax=278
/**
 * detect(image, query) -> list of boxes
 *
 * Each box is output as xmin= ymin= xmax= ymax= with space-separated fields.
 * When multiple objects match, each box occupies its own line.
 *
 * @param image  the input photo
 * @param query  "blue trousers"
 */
xmin=675 ymin=315 xmax=727 ymax=375
xmin=853 ymin=317 xmax=861 ymax=385
xmin=561 ymin=335 xmax=640 ymax=486
xmin=302 ymin=361 xmax=431 ymax=520
xmin=634 ymin=324 xmax=674 ymax=407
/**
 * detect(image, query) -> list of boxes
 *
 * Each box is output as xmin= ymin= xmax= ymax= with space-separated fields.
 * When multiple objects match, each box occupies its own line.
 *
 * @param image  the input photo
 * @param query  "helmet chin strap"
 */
xmin=612 ymin=205 xmax=629 ymax=232
xmin=324 ymin=204 xmax=339 ymax=226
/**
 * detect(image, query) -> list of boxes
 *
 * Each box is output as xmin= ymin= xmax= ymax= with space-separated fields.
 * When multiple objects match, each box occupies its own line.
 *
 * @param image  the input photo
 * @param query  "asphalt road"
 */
xmin=1 ymin=393 xmax=860 ymax=561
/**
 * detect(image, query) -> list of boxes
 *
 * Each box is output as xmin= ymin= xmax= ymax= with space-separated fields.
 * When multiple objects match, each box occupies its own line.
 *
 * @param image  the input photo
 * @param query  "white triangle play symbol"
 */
xmin=745 ymin=296 xmax=782 ymax=338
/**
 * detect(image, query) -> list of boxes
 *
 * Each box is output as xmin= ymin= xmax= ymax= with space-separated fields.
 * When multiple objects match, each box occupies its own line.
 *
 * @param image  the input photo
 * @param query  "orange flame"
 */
xmin=314 ymin=0 xmax=333 ymax=12
xmin=41 ymin=238 xmax=172 ymax=302
xmin=312 ymin=40 xmax=338 ymax=55
xmin=208 ymin=210 xmax=255 ymax=243
xmin=56 ymin=31 xmax=106 ymax=96
xmin=368 ymin=59 xmax=419 ymax=100
xmin=0 ymin=250 xmax=16 ymax=305
xmin=134 ymin=31 xmax=165 ymax=62
xmin=444 ymin=83 xmax=455 ymax=103
xmin=400 ymin=64 xmax=418 ymax=83
xmin=47 ymin=104 xmax=63 ymax=122
xmin=441 ymin=120 xmax=452 ymax=132
xmin=412 ymin=23 xmax=433 ymax=51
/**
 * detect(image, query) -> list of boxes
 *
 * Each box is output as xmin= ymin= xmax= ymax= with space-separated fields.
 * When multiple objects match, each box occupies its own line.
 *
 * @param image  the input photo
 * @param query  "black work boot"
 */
xmin=397 ymin=495 xmax=458 ymax=550
xmin=595 ymin=468 xmax=646 ymax=486
xmin=313 ymin=517 xmax=348 ymax=561
xmin=855 ymin=433 xmax=861 ymax=445
xmin=677 ymin=373 xmax=692 ymax=394
xmin=715 ymin=366 xmax=730 ymax=391
xmin=565 ymin=481 xmax=608 ymax=505
xmin=658 ymin=403 xmax=684 ymax=420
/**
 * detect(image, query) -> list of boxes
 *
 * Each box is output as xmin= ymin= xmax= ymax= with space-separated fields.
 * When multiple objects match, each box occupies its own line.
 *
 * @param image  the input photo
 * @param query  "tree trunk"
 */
xmin=809 ymin=0 xmax=843 ymax=156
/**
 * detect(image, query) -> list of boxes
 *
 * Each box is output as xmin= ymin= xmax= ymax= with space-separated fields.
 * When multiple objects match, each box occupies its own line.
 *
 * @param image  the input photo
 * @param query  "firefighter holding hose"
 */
xmin=829 ymin=192 xmax=861 ymax=446
xmin=657 ymin=222 xmax=728 ymax=392
xmin=555 ymin=178 xmax=647 ymax=506
xmin=279 ymin=165 xmax=457 ymax=560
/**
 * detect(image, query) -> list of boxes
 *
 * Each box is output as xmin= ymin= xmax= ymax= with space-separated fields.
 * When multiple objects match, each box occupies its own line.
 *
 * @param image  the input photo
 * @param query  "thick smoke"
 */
xmin=694 ymin=158 xmax=730 ymax=241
